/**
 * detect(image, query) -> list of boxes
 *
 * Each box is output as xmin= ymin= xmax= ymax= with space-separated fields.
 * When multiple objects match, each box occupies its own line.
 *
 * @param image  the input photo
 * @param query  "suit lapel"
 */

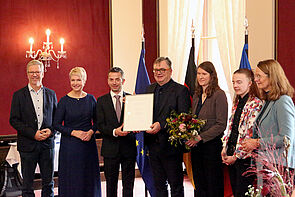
xmin=259 ymin=101 xmax=274 ymax=124
xmin=192 ymin=95 xmax=199 ymax=115
xmin=239 ymin=102 xmax=248 ymax=126
xmin=42 ymin=88 xmax=48 ymax=126
xmin=157 ymin=83 xmax=173 ymax=116
xmin=107 ymin=93 xmax=119 ymax=123
xmin=121 ymin=92 xmax=127 ymax=123
xmin=24 ymin=86 xmax=37 ymax=124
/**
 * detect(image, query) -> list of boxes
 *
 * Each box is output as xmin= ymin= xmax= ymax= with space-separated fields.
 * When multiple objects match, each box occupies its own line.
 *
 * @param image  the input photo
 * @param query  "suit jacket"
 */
xmin=255 ymin=95 xmax=295 ymax=168
xmin=96 ymin=92 xmax=136 ymax=158
xmin=9 ymin=86 xmax=57 ymax=152
xmin=192 ymin=89 xmax=228 ymax=143
xmin=223 ymin=96 xmax=263 ymax=159
xmin=145 ymin=80 xmax=191 ymax=155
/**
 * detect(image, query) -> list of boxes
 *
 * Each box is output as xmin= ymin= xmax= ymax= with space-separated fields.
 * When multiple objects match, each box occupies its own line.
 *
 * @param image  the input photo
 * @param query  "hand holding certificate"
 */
xmin=123 ymin=94 xmax=153 ymax=131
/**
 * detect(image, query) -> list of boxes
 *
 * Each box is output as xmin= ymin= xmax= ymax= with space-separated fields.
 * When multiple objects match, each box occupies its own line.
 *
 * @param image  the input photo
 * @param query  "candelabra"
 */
xmin=26 ymin=29 xmax=66 ymax=71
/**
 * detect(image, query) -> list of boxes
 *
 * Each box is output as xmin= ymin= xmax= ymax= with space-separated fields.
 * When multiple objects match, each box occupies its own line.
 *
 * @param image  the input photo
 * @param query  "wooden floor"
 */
xmin=33 ymin=175 xmax=194 ymax=197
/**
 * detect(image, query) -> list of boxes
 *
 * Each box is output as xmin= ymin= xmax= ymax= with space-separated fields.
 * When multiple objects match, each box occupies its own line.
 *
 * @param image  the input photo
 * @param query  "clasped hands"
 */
xmin=185 ymin=135 xmax=202 ymax=147
xmin=221 ymin=147 xmax=237 ymax=165
xmin=71 ymin=129 xmax=94 ymax=141
xmin=241 ymin=138 xmax=259 ymax=153
xmin=221 ymin=138 xmax=260 ymax=165
xmin=34 ymin=128 xmax=52 ymax=141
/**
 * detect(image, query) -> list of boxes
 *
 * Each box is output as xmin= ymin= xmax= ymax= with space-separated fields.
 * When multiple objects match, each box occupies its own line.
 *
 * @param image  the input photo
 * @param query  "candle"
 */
xmin=60 ymin=38 xmax=65 ymax=52
xmin=46 ymin=29 xmax=51 ymax=43
xmin=29 ymin=38 xmax=34 ymax=52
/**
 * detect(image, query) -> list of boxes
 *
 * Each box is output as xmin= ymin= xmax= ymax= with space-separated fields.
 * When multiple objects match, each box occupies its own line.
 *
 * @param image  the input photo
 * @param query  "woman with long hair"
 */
xmin=222 ymin=68 xmax=263 ymax=196
xmin=186 ymin=61 xmax=228 ymax=197
xmin=242 ymin=60 xmax=295 ymax=196
xmin=242 ymin=59 xmax=295 ymax=167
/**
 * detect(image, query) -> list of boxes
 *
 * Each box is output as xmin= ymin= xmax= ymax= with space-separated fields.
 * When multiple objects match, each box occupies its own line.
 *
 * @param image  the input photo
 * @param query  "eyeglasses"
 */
xmin=153 ymin=68 xmax=170 ymax=74
xmin=28 ymin=71 xmax=41 ymax=75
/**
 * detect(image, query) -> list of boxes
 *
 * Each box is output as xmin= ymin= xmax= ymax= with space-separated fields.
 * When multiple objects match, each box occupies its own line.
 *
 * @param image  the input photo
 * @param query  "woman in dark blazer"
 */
xmin=186 ymin=61 xmax=228 ymax=197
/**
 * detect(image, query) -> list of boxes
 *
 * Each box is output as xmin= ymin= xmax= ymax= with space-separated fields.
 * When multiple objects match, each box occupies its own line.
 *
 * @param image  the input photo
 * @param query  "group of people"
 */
xmin=9 ymin=56 xmax=295 ymax=197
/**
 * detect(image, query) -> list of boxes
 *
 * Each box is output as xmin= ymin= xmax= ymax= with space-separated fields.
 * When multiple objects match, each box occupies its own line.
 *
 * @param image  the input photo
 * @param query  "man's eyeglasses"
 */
xmin=28 ymin=71 xmax=41 ymax=75
xmin=153 ymin=68 xmax=170 ymax=74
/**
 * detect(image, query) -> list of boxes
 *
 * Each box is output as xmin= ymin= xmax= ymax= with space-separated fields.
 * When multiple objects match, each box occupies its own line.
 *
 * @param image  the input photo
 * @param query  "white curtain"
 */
xmin=167 ymin=0 xmax=204 ymax=84
xmin=212 ymin=0 xmax=245 ymax=97
xmin=165 ymin=0 xmax=245 ymax=98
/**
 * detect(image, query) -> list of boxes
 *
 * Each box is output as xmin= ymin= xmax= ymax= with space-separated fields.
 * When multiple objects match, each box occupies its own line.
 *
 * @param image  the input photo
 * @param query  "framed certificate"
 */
xmin=123 ymin=94 xmax=154 ymax=131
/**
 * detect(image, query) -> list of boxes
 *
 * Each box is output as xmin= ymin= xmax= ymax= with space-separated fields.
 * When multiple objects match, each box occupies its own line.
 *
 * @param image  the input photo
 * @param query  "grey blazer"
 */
xmin=192 ymin=89 xmax=228 ymax=143
xmin=256 ymin=95 xmax=295 ymax=168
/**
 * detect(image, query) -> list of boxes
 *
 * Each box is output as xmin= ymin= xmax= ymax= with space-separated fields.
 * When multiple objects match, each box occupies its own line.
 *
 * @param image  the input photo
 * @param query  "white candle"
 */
xmin=60 ymin=38 xmax=65 ymax=52
xmin=46 ymin=29 xmax=51 ymax=43
xmin=29 ymin=38 xmax=34 ymax=52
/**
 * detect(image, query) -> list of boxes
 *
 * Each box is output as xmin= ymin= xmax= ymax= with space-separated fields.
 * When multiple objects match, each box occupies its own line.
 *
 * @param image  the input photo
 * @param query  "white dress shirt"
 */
xmin=110 ymin=90 xmax=124 ymax=137
xmin=28 ymin=84 xmax=43 ymax=130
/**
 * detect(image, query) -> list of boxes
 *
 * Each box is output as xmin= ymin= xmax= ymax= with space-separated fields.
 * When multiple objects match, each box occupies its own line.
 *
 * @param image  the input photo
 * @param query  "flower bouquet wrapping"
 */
xmin=166 ymin=110 xmax=206 ymax=151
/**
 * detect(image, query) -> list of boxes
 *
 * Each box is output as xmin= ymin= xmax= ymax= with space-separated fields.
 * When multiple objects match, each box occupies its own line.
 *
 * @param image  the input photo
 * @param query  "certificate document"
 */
xmin=123 ymin=94 xmax=154 ymax=131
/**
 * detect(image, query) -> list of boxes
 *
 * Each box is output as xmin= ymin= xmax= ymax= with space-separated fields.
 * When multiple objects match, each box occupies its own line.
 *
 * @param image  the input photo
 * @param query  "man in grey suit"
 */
xmin=10 ymin=60 xmax=57 ymax=197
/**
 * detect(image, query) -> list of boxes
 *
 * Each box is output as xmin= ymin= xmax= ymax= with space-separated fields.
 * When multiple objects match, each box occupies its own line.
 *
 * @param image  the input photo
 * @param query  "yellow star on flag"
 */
xmin=141 ymin=148 xmax=144 ymax=156
xmin=136 ymin=140 xmax=139 ymax=146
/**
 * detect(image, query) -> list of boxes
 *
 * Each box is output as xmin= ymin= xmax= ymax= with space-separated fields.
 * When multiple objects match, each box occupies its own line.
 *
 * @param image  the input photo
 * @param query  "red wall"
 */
xmin=0 ymin=0 xmax=110 ymax=135
xmin=143 ymin=0 xmax=158 ymax=83
xmin=277 ymin=1 xmax=295 ymax=94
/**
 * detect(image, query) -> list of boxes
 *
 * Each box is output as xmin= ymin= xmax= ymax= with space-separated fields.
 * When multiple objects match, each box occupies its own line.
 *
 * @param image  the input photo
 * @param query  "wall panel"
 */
xmin=0 ymin=0 xmax=110 ymax=135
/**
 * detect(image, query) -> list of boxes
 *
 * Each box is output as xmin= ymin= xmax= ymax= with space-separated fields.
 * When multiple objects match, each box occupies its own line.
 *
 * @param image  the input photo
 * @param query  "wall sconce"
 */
xmin=26 ymin=29 xmax=66 ymax=71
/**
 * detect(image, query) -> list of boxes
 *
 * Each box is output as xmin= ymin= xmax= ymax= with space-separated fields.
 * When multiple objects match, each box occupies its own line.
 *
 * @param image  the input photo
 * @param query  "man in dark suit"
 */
xmin=145 ymin=57 xmax=190 ymax=197
xmin=9 ymin=60 xmax=57 ymax=197
xmin=96 ymin=67 xmax=136 ymax=197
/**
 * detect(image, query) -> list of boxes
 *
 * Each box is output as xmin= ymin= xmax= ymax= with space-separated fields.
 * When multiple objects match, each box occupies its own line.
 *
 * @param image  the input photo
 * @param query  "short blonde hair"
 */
xmin=27 ymin=60 xmax=44 ymax=73
xmin=69 ymin=67 xmax=87 ymax=82
xmin=257 ymin=59 xmax=294 ymax=100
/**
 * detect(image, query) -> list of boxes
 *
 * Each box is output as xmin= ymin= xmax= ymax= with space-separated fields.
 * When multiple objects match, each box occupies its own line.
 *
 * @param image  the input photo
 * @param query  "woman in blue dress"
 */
xmin=53 ymin=67 xmax=101 ymax=197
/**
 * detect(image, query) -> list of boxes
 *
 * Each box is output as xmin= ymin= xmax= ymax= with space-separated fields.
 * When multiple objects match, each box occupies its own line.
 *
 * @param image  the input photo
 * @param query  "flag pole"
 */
xmin=142 ymin=24 xmax=149 ymax=197
xmin=183 ymin=19 xmax=197 ymax=190
xmin=191 ymin=20 xmax=195 ymax=50
xmin=244 ymin=17 xmax=249 ymax=56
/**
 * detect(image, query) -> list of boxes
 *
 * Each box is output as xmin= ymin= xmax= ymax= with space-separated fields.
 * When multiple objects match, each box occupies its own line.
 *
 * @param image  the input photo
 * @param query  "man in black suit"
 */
xmin=9 ymin=60 xmax=57 ymax=197
xmin=96 ymin=67 xmax=136 ymax=197
xmin=145 ymin=57 xmax=190 ymax=197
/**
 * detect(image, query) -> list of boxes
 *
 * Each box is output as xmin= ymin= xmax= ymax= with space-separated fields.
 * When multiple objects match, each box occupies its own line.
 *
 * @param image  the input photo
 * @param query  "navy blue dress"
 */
xmin=53 ymin=94 xmax=101 ymax=197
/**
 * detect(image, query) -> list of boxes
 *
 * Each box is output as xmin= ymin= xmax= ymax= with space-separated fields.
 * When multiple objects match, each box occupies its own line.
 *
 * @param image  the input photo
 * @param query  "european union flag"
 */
xmin=135 ymin=41 xmax=156 ymax=197
xmin=239 ymin=43 xmax=251 ymax=70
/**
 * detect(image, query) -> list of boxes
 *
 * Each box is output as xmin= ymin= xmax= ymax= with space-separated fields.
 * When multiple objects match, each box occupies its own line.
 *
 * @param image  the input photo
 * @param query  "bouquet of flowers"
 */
xmin=166 ymin=110 xmax=206 ymax=150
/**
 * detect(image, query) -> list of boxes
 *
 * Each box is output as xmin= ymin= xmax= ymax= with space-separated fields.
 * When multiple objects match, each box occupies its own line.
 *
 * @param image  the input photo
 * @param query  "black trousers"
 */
xmin=19 ymin=145 xmax=54 ymax=197
xmin=228 ymin=157 xmax=254 ymax=197
xmin=148 ymin=148 xmax=184 ymax=197
xmin=103 ymin=156 xmax=136 ymax=197
xmin=191 ymin=139 xmax=224 ymax=197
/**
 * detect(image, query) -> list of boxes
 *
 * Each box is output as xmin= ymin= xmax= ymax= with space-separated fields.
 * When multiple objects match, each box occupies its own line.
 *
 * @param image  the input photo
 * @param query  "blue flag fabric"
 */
xmin=135 ymin=42 xmax=156 ymax=197
xmin=239 ymin=43 xmax=251 ymax=70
